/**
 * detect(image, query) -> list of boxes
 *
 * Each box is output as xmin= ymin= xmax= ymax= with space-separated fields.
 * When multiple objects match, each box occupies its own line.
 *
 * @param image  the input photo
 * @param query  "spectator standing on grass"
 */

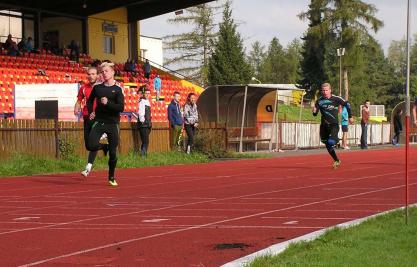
xmin=392 ymin=109 xmax=403 ymax=146
xmin=168 ymin=91 xmax=183 ymax=150
xmin=133 ymin=88 xmax=152 ymax=157
xmin=142 ymin=59 xmax=151 ymax=80
xmin=341 ymin=106 xmax=350 ymax=149
xmin=361 ymin=100 xmax=370 ymax=149
xmin=153 ymin=74 xmax=162 ymax=101
xmin=184 ymin=93 xmax=199 ymax=154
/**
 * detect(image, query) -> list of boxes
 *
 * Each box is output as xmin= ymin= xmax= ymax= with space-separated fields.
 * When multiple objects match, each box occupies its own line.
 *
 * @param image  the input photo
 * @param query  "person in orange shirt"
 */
xmin=74 ymin=67 xmax=107 ymax=177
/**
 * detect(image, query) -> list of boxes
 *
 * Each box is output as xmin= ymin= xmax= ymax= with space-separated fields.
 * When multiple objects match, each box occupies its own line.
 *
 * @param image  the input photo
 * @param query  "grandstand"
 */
xmin=0 ymin=51 xmax=203 ymax=120
xmin=0 ymin=0 xmax=208 ymax=120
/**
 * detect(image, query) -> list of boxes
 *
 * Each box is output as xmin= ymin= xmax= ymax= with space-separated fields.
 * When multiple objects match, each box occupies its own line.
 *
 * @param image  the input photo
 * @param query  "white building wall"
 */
xmin=139 ymin=35 xmax=163 ymax=67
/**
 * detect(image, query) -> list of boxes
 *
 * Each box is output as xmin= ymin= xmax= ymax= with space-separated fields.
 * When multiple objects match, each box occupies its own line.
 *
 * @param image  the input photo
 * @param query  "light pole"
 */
xmin=404 ymin=0 xmax=411 ymax=224
xmin=251 ymin=77 xmax=262 ymax=84
xmin=337 ymin=48 xmax=345 ymax=97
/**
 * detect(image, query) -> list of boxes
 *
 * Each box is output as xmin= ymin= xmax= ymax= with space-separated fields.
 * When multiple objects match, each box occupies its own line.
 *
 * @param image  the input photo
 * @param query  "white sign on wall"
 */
xmin=14 ymin=83 xmax=79 ymax=121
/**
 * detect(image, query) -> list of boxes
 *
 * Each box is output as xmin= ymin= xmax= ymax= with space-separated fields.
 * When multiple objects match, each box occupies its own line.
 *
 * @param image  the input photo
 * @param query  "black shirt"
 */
xmin=87 ymin=82 xmax=124 ymax=124
xmin=394 ymin=113 xmax=402 ymax=132
xmin=314 ymin=95 xmax=352 ymax=124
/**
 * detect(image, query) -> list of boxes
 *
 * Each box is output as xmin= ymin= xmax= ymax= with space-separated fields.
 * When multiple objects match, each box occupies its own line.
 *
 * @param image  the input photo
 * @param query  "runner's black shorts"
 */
xmin=341 ymin=125 xmax=348 ymax=133
xmin=320 ymin=123 xmax=339 ymax=144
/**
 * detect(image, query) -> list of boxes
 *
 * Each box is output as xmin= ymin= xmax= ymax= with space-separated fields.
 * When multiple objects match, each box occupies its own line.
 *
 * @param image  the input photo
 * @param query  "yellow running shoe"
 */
xmin=333 ymin=160 xmax=341 ymax=170
xmin=108 ymin=178 xmax=118 ymax=187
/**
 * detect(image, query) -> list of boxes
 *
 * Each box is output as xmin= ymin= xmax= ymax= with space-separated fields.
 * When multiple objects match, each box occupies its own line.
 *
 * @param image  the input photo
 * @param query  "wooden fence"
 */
xmin=0 ymin=120 xmax=227 ymax=159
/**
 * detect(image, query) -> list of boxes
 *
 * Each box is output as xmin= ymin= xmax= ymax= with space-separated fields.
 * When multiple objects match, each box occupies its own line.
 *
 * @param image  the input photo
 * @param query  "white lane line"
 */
xmin=297 ymin=209 xmax=383 ymax=212
xmin=282 ymin=221 xmax=298 ymax=225
xmin=173 ymin=208 xmax=264 ymax=211
xmin=322 ymin=187 xmax=383 ymax=190
xmin=131 ymin=215 xmax=228 ymax=219
xmin=28 ymin=225 xmax=323 ymax=230
xmin=210 ymin=202 xmax=297 ymax=205
xmin=4 ymin=169 xmax=416 ymax=237
xmin=9 ymin=214 xmax=99 ymax=217
xmin=243 ymin=197 xmax=321 ymax=200
xmin=18 ymin=181 xmax=417 ymax=267
xmin=141 ymin=219 xmax=170 ymax=223
xmin=324 ymin=203 xmax=400 ymax=206
xmin=13 ymin=217 xmax=40 ymax=221
xmin=262 ymin=216 xmax=355 ymax=220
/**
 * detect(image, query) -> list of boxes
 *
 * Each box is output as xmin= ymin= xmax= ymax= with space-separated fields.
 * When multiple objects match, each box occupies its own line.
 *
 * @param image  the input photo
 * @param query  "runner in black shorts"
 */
xmin=312 ymin=83 xmax=353 ymax=169
xmin=87 ymin=62 xmax=124 ymax=186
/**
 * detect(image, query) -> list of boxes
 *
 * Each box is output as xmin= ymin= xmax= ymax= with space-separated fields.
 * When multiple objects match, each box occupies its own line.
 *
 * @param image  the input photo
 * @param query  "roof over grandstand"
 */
xmin=0 ymin=0 xmax=214 ymax=21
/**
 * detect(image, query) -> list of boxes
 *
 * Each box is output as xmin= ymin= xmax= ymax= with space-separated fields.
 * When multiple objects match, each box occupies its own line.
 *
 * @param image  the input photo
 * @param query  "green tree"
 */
xmin=259 ymin=37 xmax=287 ymax=83
xmin=247 ymin=41 xmax=265 ymax=78
xmin=387 ymin=39 xmax=407 ymax=77
xmin=208 ymin=1 xmax=252 ymax=85
xmin=164 ymin=3 xmax=220 ymax=86
xmin=298 ymin=0 xmax=328 ymax=97
xmin=299 ymin=0 xmax=383 ymax=112
xmin=410 ymin=35 xmax=417 ymax=76
xmin=286 ymin=39 xmax=303 ymax=83
xmin=322 ymin=0 xmax=383 ymax=101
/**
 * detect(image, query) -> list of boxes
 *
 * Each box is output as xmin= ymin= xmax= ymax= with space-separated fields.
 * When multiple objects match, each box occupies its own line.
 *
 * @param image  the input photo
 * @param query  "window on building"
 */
xmin=103 ymin=35 xmax=114 ymax=54
xmin=0 ymin=10 xmax=23 ymax=43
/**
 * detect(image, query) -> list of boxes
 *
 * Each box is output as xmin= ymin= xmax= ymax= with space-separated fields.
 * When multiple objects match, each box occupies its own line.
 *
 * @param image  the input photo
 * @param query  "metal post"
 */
xmin=339 ymin=55 xmax=342 ymax=96
xmin=405 ymin=0 xmax=411 ymax=224
xmin=337 ymin=48 xmax=345 ymax=97
xmin=269 ymin=89 xmax=278 ymax=152
xmin=239 ymin=86 xmax=248 ymax=153
xmin=54 ymin=119 xmax=59 ymax=159
xmin=276 ymin=97 xmax=280 ymax=151
xmin=295 ymin=91 xmax=305 ymax=150
xmin=216 ymin=86 xmax=220 ymax=125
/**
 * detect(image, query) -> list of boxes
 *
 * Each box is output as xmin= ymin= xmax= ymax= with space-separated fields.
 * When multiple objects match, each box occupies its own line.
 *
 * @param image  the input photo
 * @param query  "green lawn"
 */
xmin=0 ymin=151 xmax=272 ymax=177
xmin=249 ymin=207 xmax=417 ymax=267
xmin=278 ymin=104 xmax=320 ymax=122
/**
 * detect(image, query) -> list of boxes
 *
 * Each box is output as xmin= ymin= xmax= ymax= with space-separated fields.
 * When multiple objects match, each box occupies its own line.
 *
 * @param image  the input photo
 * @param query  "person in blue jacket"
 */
xmin=168 ymin=91 xmax=183 ymax=150
xmin=340 ymin=106 xmax=350 ymax=149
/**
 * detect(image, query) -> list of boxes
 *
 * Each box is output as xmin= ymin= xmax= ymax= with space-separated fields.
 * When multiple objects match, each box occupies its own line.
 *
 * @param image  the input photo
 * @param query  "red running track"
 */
xmin=1 ymin=148 xmax=416 ymax=267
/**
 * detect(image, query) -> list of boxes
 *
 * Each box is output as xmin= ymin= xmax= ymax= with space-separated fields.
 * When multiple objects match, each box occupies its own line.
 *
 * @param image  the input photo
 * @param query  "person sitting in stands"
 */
xmin=8 ymin=42 xmax=20 ymax=56
xmin=124 ymin=59 xmax=135 ymax=72
xmin=17 ymin=38 xmax=27 ymax=52
xmin=4 ymin=34 xmax=13 ymax=50
xmin=69 ymin=40 xmax=80 ymax=62
xmin=26 ymin=37 xmax=34 ymax=52
xmin=142 ymin=59 xmax=151 ymax=80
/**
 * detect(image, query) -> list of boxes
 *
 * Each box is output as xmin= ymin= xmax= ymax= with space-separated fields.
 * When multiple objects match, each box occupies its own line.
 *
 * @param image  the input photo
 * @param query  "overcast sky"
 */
xmin=140 ymin=0 xmax=417 ymax=54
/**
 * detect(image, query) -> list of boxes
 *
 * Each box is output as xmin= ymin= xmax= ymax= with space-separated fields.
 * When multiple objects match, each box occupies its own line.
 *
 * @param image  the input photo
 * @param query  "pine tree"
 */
xmin=298 ymin=0 xmax=328 ymax=97
xmin=388 ymin=39 xmax=407 ymax=77
xmin=208 ymin=1 xmax=252 ymax=85
xmin=164 ymin=3 xmax=221 ymax=86
xmin=286 ymin=39 xmax=303 ymax=84
xmin=259 ymin=37 xmax=287 ymax=83
xmin=247 ymin=41 xmax=265 ymax=78
xmin=299 ymin=0 xmax=383 ymax=109
xmin=321 ymin=0 xmax=383 ymax=100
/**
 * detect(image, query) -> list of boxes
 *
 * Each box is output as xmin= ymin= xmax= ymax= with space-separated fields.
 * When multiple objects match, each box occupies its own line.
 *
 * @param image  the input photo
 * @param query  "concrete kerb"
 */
xmin=221 ymin=203 xmax=417 ymax=267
